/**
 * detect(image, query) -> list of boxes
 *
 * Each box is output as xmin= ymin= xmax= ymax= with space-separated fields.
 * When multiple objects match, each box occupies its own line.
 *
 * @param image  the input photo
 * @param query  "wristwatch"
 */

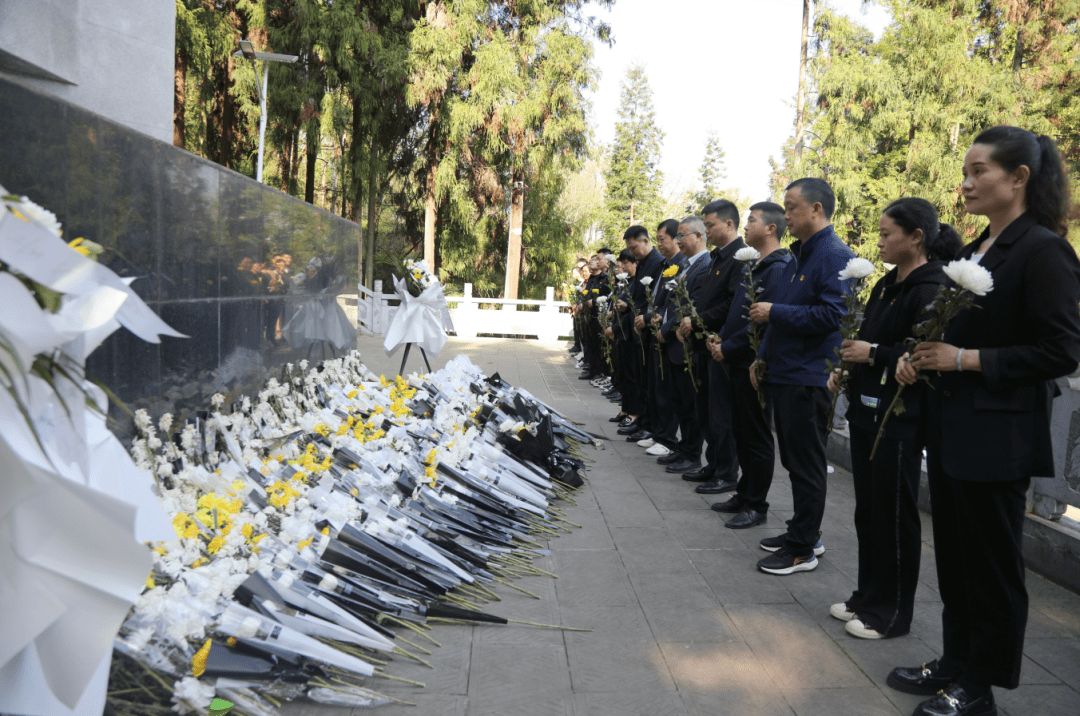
xmin=868 ymin=343 xmax=879 ymax=366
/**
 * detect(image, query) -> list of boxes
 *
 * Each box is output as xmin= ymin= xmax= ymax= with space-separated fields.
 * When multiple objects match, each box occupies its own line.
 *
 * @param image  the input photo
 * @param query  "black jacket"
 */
xmin=697 ymin=238 xmax=748 ymax=335
xmin=845 ymin=261 xmax=950 ymax=440
xmin=932 ymin=213 xmax=1080 ymax=481
xmin=660 ymin=250 xmax=711 ymax=364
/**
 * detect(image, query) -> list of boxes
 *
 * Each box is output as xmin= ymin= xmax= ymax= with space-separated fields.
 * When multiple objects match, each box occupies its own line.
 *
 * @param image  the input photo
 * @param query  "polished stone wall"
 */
xmin=0 ymin=76 xmax=360 ymax=431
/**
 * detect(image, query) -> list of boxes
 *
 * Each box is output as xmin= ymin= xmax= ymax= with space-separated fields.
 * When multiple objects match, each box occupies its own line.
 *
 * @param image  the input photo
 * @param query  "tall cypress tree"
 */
xmin=691 ymin=131 xmax=727 ymax=211
xmin=603 ymin=64 xmax=665 ymax=239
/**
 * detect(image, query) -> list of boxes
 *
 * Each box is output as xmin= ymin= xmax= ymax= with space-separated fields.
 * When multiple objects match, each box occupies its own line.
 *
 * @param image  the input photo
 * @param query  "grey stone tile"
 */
xmin=548 ymin=509 xmax=615 ymax=550
xmin=662 ymin=642 xmax=793 ymax=715
xmin=377 ymin=624 xmax=472 ymax=696
xmin=467 ymin=692 xmax=574 ymax=716
xmin=838 ymin=635 xmax=941 ymax=714
xmin=567 ymin=639 xmax=677 ymax=692
xmin=642 ymin=603 xmax=740 ymax=643
xmin=1024 ymin=638 xmax=1080 ymax=689
xmin=595 ymin=490 xmax=664 ymax=526
xmin=573 ymin=692 xmax=690 ymax=716
xmin=687 ymin=549 xmax=796 ymax=604
xmin=559 ymin=605 xmax=653 ymax=645
xmin=726 ymin=603 xmax=873 ymax=690
xmin=995 ymin=684 xmax=1080 ymax=716
xmin=783 ymin=687 xmax=903 ymax=715
xmin=468 ymin=643 xmax=571 ymax=699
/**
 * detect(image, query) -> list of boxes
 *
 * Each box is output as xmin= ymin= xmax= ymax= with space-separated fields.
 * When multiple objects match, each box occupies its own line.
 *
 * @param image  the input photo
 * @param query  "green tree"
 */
xmin=691 ymin=131 xmax=727 ymax=210
xmin=603 ymin=63 xmax=665 ymax=239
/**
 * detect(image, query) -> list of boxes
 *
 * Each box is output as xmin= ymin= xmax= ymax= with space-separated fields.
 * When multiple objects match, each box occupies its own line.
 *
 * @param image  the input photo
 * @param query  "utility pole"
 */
xmin=795 ymin=0 xmax=810 ymax=159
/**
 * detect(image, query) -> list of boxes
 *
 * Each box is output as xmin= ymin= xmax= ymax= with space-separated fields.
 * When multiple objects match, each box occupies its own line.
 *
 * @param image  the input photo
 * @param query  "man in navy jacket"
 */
xmin=748 ymin=178 xmax=854 ymax=575
xmin=709 ymin=202 xmax=793 ymax=529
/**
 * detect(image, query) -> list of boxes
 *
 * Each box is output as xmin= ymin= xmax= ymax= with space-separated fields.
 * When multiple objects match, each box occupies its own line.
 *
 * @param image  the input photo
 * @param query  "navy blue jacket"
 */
xmin=719 ymin=248 xmax=794 ymax=370
xmin=760 ymin=225 xmax=855 ymax=387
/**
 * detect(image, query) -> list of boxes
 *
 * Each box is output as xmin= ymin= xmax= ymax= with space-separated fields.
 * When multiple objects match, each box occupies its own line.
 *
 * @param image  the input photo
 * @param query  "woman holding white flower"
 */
xmin=886 ymin=128 xmax=1080 ymax=716
xmin=827 ymin=199 xmax=961 ymax=641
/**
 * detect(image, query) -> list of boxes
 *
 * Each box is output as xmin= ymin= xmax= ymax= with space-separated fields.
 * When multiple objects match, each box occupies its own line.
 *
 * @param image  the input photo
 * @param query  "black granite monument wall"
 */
xmin=0 ymin=76 xmax=360 ymax=431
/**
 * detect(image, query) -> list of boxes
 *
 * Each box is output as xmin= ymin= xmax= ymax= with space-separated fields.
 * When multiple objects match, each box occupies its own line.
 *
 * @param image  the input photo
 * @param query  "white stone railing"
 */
xmin=355 ymin=281 xmax=573 ymax=343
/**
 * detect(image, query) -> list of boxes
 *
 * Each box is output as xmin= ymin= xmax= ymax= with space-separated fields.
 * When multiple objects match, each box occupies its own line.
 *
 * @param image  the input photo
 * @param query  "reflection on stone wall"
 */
xmin=0 ymin=76 xmax=360 ymax=436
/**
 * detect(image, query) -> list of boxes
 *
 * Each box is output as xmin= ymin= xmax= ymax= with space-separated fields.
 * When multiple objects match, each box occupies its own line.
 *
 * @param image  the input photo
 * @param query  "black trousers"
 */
xmin=653 ymin=350 xmax=681 ymax=447
xmin=847 ymin=422 xmax=922 ymax=637
xmin=618 ymin=338 xmax=645 ymax=416
xmin=769 ymin=383 xmax=831 ymax=557
xmin=638 ymin=335 xmax=657 ymax=433
xmin=691 ymin=352 xmax=715 ymax=473
xmin=706 ymin=358 xmax=739 ymax=481
xmin=731 ymin=367 xmax=775 ymax=513
xmin=670 ymin=352 xmax=702 ymax=461
xmin=928 ymin=446 xmax=1029 ymax=689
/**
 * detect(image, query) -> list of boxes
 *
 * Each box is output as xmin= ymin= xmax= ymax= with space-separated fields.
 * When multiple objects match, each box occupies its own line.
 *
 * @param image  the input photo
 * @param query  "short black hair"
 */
xmin=701 ymin=199 xmax=740 ymax=229
xmin=623 ymin=225 xmax=649 ymax=242
xmin=786 ymin=177 xmax=836 ymax=219
xmin=657 ymin=218 xmax=680 ymax=239
xmin=749 ymin=201 xmax=787 ymax=240
xmin=616 ymin=248 xmax=638 ymax=264
xmin=597 ymin=246 xmax=615 ymax=256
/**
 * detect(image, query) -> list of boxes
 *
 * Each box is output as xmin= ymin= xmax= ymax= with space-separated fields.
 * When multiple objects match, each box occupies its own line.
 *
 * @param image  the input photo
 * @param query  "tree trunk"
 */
xmin=174 ymin=50 xmax=186 ymax=148
xmin=221 ymin=55 xmax=235 ymax=169
xmin=1012 ymin=30 xmax=1025 ymax=72
xmin=424 ymin=172 xmax=437 ymax=267
xmin=503 ymin=167 xmax=525 ymax=300
xmin=795 ymin=0 xmax=810 ymax=159
xmin=350 ymin=101 xmax=365 ymax=223
xmin=629 ymin=194 xmax=635 ymax=225
xmin=365 ymin=135 xmax=379 ymax=290
xmin=304 ymin=121 xmax=318 ymax=204
xmin=289 ymin=124 xmax=302 ymax=195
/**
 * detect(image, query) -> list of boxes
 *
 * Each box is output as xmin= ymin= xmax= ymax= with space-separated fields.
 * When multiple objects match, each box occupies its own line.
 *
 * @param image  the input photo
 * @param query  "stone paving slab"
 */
xmin=280 ymin=337 xmax=1080 ymax=715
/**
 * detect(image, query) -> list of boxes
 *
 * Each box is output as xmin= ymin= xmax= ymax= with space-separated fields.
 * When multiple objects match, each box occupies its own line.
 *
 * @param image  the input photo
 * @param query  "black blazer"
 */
xmin=660 ymin=252 xmax=711 ymax=363
xmin=932 ymin=213 xmax=1080 ymax=481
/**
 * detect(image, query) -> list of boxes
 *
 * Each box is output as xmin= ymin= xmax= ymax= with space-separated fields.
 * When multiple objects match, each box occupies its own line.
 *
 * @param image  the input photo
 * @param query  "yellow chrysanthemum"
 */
xmin=207 ymin=535 xmax=226 ymax=554
xmin=227 ymin=637 xmax=237 ymax=647
xmin=662 ymin=265 xmax=679 ymax=278
xmin=242 ymin=523 xmax=253 ymax=539
xmin=297 ymin=536 xmax=314 ymax=549
xmin=321 ymin=526 xmax=330 ymax=536
xmin=191 ymin=638 xmax=212 ymax=678
xmin=347 ymin=390 xmax=358 ymax=399
xmin=146 ymin=575 xmax=155 ymax=590
xmin=313 ymin=424 xmax=330 ymax=437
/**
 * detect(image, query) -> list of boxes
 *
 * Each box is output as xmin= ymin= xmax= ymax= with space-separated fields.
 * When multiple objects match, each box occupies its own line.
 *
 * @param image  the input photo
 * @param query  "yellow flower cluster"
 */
xmin=191 ymin=638 xmax=212 ymax=678
xmin=313 ymin=423 xmax=330 ymax=437
xmin=173 ymin=514 xmax=200 ymax=541
xmin=662 ymin=264 xmax=679 ymax=278
xmin=424 ymin=448 xmax=439 ymax=487
xmin=268 ymin=478 xmax=303 ymax=508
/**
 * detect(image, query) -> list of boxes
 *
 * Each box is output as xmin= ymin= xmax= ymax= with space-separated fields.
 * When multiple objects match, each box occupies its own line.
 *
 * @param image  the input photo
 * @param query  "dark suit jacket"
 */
xmin=695 ymin=238 xmax=748 ymax=353
xmin=660 ymin=251 xmax=711 ymax=364
xmin=932 ymin=213 xmax=1080 ymax=481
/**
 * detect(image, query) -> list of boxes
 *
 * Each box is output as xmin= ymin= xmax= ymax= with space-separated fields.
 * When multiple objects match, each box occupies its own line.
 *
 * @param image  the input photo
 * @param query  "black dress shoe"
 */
xmin=606 ymin=392 xmax=623 ymax=401
xmin=665 ymin=458 xmax=701 ymax=474
xmin=609 ymin=413 xmax=628 ymax=423
xmin=696 ymin=478 xmax=737 ymax=494
xmin=578 ymin=371 xmax=595 ymax=380
xmin=725 ymin=507 xmax=766 ymax=529
xmin=710 ymin=496 xmax=745 ymax=513
xmin=681 ymin=467 xmax=714 ymax=482
xmin=616 ymin=421 xmax=640 ymax=435
xmin=656 ymin=453 xmax=680 ymax=465
xmin=912 ymin=683 xmax=995 ymax=716
xmin=886 ymin=660 xmax=960 ymax=696
xmin=626 ymin=430 xmax=651 ymax=442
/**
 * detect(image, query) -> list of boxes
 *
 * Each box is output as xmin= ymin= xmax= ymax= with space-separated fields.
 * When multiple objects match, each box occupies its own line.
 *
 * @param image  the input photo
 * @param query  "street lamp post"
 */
xmin=233 ymin=40 xmax=299 ymax=183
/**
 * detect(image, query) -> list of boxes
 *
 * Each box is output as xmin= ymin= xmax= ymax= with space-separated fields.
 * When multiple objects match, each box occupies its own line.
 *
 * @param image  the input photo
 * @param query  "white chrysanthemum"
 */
xmin=210 ymin=393 xmax=225 ymax=408
xmin=14 ymin=197 xmax=63 ymax=237
xmin=171 ymin=677 xmax=215 ymax=714
xmin=595 ymin=295 xmax=609 ymax=306
xmin=158 ymin=413 xmax=173 ymax=433
xmin=943 ymin=259 xmax=994 ymax=296
xmin=639 ymin=276 xmax=653 ymax=287
xmin=134 ymin=409 xmax=152 ymax=431
xmin=734 ymin=247 xmax=761 ymax=262
xmin=838 ymin=257 xmax=876 ymax=281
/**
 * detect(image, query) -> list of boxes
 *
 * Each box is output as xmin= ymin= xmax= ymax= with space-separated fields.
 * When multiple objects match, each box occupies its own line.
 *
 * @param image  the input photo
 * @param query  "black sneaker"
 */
xmin=757 ymin=547 xmax=818 ymax=575
xmin=759 ymin=533 xmax=825 ymax=556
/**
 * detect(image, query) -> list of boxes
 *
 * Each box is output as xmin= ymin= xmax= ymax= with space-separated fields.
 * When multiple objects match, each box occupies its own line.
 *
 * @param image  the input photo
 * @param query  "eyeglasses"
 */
xmin=674 ymin=232 xmax=697 ymax=240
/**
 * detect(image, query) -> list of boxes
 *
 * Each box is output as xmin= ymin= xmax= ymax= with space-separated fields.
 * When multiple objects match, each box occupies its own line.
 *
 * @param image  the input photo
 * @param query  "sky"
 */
xmin=584 ymin=0 xmax=893 ymax=205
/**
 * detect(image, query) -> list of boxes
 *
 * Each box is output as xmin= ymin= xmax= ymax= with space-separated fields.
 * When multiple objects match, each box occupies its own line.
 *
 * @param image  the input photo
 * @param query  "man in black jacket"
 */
xmin=679 ymin=199 xmax=747 ymax=492
xmin=642 ymin=219 xmax=687 ymax=458
xmin=709 ymin=202 xmax=794 ymax=528
xmin=621 ymin=225 xmax=666 ymax=442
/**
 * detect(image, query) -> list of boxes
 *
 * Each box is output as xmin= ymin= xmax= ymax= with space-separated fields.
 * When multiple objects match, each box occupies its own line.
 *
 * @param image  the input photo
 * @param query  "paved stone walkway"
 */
xmin=287 ymin=337 xmax=1080 ymax=716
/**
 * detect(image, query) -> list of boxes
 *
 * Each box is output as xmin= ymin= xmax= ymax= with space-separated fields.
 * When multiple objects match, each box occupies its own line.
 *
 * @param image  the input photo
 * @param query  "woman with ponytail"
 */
xmin=827 ymin=199 xmax=961 ymax=641
xmin=887 ymin=128 xmax=1080 ymax=716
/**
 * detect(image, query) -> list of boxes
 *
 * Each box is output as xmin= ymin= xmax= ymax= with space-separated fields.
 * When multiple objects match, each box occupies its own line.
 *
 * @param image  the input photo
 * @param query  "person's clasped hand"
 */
xmin=840 ymin=339 xmax=871 ymax=363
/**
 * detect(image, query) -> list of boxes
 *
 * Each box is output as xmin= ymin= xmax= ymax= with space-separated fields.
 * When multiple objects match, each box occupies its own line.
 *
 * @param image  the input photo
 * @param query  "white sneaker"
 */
xmin=637 ymin=438 xmax=655 ymax=448
xmin=830 ymin=603 xmax=856 ymax=622
xmin=646 ymin=444 xmax=672 ymax=456
xmin=845 ymin=619 xmax=884 ymax=640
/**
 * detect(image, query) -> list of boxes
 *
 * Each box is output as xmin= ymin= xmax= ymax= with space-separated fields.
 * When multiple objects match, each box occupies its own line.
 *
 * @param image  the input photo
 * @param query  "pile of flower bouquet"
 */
xmin=114 ymin=352 xmax=597 ymax=715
